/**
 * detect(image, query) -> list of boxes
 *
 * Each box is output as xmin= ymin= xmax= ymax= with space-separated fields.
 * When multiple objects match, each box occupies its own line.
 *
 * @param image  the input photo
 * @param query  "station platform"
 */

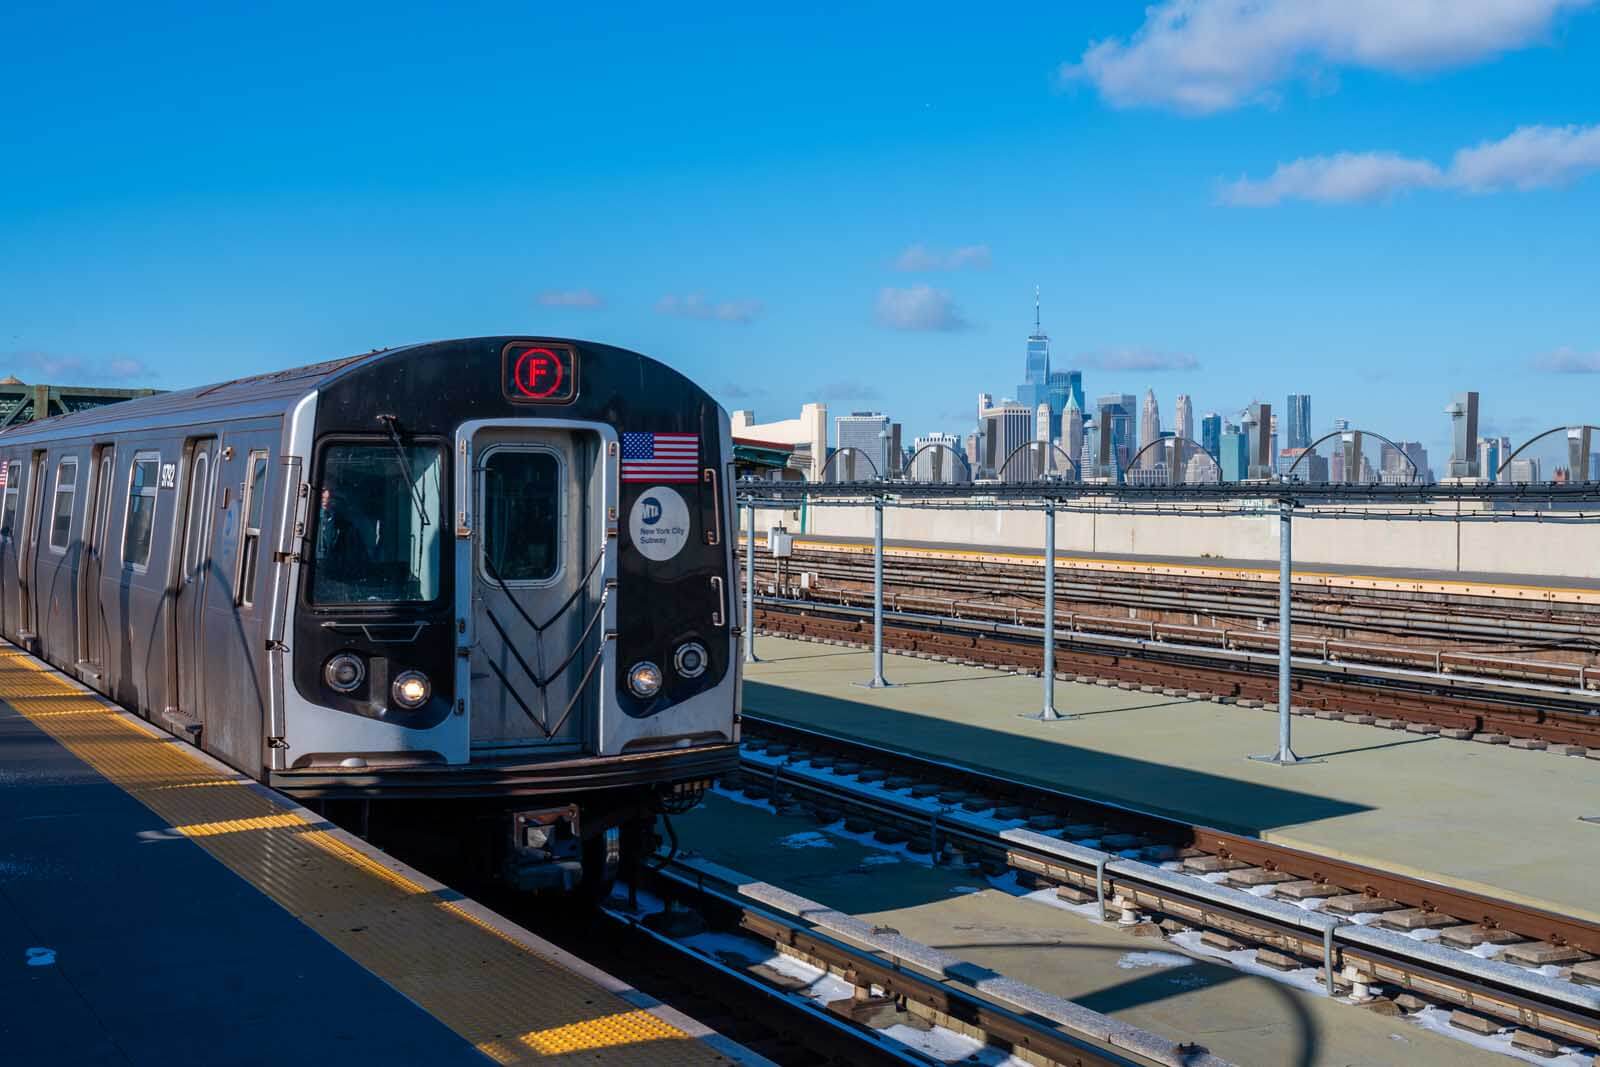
xmin=0 ymin=645 xmax=739 ymax=1066
xmin=757 ymin=533 xmax=1600 ymax=604
xmin=741 ymin=636 xmax=1600 ymax=922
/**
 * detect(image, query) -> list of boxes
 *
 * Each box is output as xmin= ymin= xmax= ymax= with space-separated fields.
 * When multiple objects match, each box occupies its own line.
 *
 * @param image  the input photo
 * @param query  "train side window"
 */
xmin=235 ymin=450 xmax=269 ymax=605
xmin=1 ymin=463 xmax=20 ymax=538
xmin=48 ymin=457 xmax=78 ymax=552
xmin=121 ymin=453 xmax=161 ymax=571
xmin=480 ymin=448 xmax=562 ymax=584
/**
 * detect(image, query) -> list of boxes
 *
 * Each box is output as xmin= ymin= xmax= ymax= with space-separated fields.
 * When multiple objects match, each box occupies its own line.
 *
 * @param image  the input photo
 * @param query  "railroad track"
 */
xmin=754 ymin=603 xmax=1600 ymax=748
xmin=733 ymin=716 xmax=1600 ymax=1056
xmin=613 ymin=857 xmax=1230 ymax=1066
xmin=753 ymin=547 xmax=1600 ymax=680
xmin=390 ymin=826 xmax=1219 ymax=1066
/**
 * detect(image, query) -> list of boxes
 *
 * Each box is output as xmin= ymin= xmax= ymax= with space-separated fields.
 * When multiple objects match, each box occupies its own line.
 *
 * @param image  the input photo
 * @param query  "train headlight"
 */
xmin=628 ymin=661 xmax=663 ymax=698
xmin=391 ymin=670 xmax=432 ymax=709
xmin=323 ymin=653 xmax=366 ymax=694
xmin=673 ymin=641 xmax=707 ymax=679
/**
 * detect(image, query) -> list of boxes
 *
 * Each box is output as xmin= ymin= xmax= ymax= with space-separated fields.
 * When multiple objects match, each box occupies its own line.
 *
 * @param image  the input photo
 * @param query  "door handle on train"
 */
xmin=709 ymin=576 xmax=725 ymax=627
xmin=703 ymin=467 xmax=720 ymax=545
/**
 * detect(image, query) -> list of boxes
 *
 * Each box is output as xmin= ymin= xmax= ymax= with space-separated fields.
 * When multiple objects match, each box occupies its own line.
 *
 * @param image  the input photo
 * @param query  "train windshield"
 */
xmin=310 ymin=442 xmax=443 ymax=604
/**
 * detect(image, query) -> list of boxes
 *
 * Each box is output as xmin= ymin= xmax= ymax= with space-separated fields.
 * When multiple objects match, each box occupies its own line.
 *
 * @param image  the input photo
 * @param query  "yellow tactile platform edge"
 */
xmin=0 ymin=646 xmax=724 ymax=1066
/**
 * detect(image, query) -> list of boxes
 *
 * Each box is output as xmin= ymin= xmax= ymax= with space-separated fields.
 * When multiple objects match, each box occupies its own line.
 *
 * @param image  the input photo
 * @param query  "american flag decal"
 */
xmin=621 ymin=432 xmax=700 ymax=483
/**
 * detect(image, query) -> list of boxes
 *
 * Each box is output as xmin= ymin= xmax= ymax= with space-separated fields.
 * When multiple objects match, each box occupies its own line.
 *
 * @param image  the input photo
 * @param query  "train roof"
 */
xmin=0 ymin=337 xmax=720 ymax=447
xmin=0 ymin=348 xmax=399 ymax=444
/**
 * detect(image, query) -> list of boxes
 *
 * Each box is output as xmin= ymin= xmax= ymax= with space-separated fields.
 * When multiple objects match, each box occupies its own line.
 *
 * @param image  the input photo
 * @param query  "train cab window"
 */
xmin=480 ymin=448 xmax=561 ymax=584
xmin=1 ymin=463 xmax=20 ymax=538
xmin=235 ymin=451 xmax=270 ymax=605
xmin=122 ymin=453 xmax=161 ymax=570
xmin=310 ymin=442 xmax=443 ymax=604
xmin=48 ymin=458 xmax=78 ymax=551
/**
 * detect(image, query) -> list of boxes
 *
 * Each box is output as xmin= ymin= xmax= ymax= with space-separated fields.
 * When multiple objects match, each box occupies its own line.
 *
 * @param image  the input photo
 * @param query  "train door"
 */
xmin=173 ymin=437 xmax=217 ymax=728
xmin=39 ymin=452 xmax=82 ymax=665
xmin=0 ymin=458 xmax=23 ymax=638
xmin=17 ymin=450 xmax=46 ymax=648
xmin=466 ymin=427 xmax=599 ymax=756
xmin=198 ymin=434 xmax=276 ymax=773
xmin=76 ymin=445 xmax=115 ymax=679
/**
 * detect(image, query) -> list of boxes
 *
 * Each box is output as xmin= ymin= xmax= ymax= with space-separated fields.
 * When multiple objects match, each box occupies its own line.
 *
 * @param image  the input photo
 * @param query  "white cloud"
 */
xmin=894 ymin=243 xmax=992 ymax=271
xmin=536 ymin=288 xmax=604 ymax=308
xmin=1218 ymin=151 xmax=1444 ymax=205
xmin=873 ymin=286 xmax=969 ymax=332
xmin=9 ymin=352 xmax=155 ymax=382
xmin=655 ymin=293 xmax=764 ymax=324
xmin=1531 ymin=346 xmax=1600 ymax=373
xmin=1065 ymin=0 xmax=1592 ymax=114
xmin=1083 ymin=348 xmax=1200 ymax=372
xmin=1450 ymin=123 xmax=1600 ymax=190
xmin=1221 ymin=123 xmax=1600 ymax=205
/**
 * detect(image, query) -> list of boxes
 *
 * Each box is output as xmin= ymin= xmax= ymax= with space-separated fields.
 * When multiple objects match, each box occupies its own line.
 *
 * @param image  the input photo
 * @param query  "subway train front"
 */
xmin=0 ymin=337 xmax=741 ymax=892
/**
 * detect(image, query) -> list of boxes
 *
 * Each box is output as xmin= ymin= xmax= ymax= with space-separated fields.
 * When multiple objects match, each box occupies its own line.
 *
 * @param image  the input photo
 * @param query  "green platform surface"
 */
xmin=742 ymin=636 xmax=1600 ymax=922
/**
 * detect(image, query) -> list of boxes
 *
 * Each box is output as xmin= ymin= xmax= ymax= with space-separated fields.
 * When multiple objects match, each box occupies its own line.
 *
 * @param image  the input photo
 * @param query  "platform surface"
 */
xmin=742 ymin=636 xmax=1600 ymax=922
xmin=0 ymin=645 xmax=732 ymax=1066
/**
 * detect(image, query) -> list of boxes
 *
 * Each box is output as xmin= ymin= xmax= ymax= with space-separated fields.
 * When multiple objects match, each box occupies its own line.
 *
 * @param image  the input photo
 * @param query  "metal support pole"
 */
xmin=1252 ymin=499 xmax=1303 ymax=764
xmin=1025 ymin=502 xmax=1069 ymax=720
xmin=743 ymin=501 xmax=759 ymax=665
xmin=856 ymin=498 xmax=893 ymax=688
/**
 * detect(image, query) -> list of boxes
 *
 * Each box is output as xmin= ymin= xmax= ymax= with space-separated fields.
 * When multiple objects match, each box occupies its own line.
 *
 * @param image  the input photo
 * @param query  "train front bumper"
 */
xmin=268 ymin=741 xmax=739 ymax=800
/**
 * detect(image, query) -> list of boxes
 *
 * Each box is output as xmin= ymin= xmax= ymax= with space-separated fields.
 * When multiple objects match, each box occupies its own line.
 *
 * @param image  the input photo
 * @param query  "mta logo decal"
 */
xmin=641 ymin=497 xmax=662 ymax=525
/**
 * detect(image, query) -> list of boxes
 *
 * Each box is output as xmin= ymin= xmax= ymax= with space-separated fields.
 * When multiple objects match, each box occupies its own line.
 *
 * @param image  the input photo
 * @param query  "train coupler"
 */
xmin=502 ymin=804 xmax=583 ymax=892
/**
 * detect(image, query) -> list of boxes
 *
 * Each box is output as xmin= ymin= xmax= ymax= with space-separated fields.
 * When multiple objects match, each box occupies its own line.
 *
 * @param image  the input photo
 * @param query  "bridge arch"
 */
xmin=901 ymin=441 xmax=972 ymax=483
xmin=996 ymin=441 xmax=1080 ymax=482
xmin=1286 ymin=429 xmax=1419 ymax=483
xmin=1497 ymin=425 xmax=1600 ymax=481
xmin=815 ymin=446 xmax=882 ymax=483
xmin=1125 ymin=435 xmax=1220 ymax=483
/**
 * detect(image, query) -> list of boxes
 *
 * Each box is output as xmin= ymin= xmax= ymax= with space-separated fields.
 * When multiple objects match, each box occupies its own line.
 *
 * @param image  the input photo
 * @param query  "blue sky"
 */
xmin=4 ymin=1 xmax=1598 ymax=462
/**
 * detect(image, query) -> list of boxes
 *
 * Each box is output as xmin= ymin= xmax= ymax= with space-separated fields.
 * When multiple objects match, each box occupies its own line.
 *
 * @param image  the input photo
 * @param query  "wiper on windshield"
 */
xmin=376 ymin=414 xmax=431 ymax=528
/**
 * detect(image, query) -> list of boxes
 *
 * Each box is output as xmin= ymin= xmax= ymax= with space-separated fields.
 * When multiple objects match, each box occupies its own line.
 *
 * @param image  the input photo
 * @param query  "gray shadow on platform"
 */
xmin=934 ymin=940 xmax=1316 ymax=1067
xmin=1299 ymin=735 xmax=1439 ymax=760
xmin=744 ymin=682 xmax=1373 ymax=836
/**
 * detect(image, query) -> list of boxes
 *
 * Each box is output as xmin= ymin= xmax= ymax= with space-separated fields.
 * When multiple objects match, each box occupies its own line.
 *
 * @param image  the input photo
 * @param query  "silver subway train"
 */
xmin=0 ymin=338 xmax=741 ymax=889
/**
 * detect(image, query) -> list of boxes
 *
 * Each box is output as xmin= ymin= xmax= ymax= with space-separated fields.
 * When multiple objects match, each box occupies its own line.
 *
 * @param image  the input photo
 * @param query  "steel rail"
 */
xmin=733 ymin=722 xmax=1600 ymax=1047
xmin=753 ymin=598 xmax=1600 ymax=731
xmin=761 ymin=549 xmax=1600 ymax=645
xmin=644 ymin=860 xmax=1218 ymax=1067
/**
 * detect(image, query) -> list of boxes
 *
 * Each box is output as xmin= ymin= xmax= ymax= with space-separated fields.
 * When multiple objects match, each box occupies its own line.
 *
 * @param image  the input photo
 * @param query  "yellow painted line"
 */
xmin=742 ymin=535 xmax=1600 ymax=604
xmin=510 ymin=1009 xmax=691 ymax=1056
xmin=1 ymin=645 xmax=724 ymax=1066
xmin=174 ymin=812 xmax=310 ymax=838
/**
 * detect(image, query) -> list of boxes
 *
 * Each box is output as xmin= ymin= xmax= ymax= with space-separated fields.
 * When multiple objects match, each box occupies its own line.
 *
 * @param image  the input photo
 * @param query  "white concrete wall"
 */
xmin=745 ymin=498 xmax=1598 ymax=581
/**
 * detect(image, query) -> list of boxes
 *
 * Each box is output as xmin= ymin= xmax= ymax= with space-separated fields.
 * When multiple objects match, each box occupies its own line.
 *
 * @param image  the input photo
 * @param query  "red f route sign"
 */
xmin=502 ymin=342 xmax=577 ymax=403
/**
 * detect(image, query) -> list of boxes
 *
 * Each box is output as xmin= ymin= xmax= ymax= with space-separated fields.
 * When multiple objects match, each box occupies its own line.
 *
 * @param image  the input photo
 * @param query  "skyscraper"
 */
xmin=1047 ymin=370 xmax=1084 ymax=429
xmin=910 ymin=432 xmax=966 ymax=482
xmin=834 ymin=411 xmax=892 ymax=478
xmin=1017 ymin=288 xmax=1050 ymax=411
xmin=980 ymin=399 xmax=1035 ymax=480
xmin=1174 ymin=394 xmax=1194 ymax=446
xmin=1244 ymin=402 xmax=1273 ymax=478
xmin=1219 ymin=426 xmax=1248 ymax=482
xmin=1138 ymin=389 xmax=1161 ymax=469
xmin=1477 ymin=437 xmax=1501 ymax=482
xmin=1199 ymin=412 xmax=1221 ymax=462
xmin=1285 ymin=394 xmax=1312 ymax=450
xmin=1095 ymin=393 xmax=1136 ymax=480
xmin=1063 ymin=395 xmax=1085 ymax=479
